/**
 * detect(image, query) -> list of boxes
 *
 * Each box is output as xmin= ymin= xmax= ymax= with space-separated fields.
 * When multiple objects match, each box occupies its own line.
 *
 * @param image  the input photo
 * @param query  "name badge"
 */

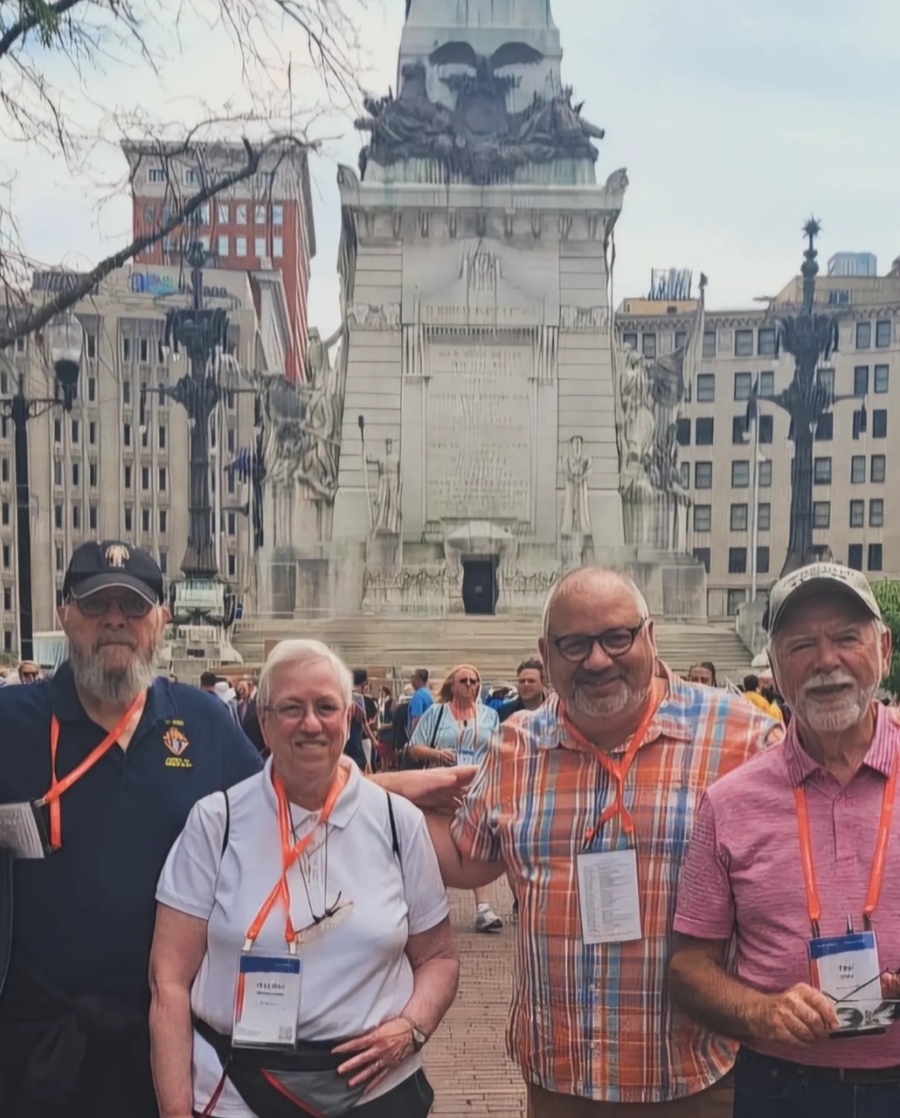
xmin=456 ymin=748 xmax=476 ymax=767
xmin=576 ymin=848 xmax=642 ymax=945
xmin=808 ymin=931 xmax=891 ymax=1037
xmin=233 ymin=953 xmax=302 ymax=1048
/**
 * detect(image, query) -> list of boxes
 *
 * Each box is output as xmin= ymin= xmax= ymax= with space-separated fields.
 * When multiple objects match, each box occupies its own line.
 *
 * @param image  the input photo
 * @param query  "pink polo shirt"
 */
xmin=674 ymin=703 xmax=900 ymax=1068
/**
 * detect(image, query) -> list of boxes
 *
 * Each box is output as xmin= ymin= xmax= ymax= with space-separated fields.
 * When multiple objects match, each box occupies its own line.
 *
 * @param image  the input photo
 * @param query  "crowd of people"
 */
xmin=0 ymin=538 xmax=898 ymax=1118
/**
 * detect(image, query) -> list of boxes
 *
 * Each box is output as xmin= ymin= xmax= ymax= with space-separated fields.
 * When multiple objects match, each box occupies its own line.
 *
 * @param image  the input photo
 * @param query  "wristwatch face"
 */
xmin=411 ymin=1026 xmax=427 ymax=1051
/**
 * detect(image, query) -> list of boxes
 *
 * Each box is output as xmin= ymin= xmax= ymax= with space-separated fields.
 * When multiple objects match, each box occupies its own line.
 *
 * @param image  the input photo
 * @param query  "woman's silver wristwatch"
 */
xmin=402 ymin=1016 xmax=428 ymax=1052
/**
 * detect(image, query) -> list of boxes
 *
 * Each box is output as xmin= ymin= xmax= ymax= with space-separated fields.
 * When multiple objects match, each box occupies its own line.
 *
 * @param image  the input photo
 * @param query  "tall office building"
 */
xmin=0 ymin=263 xmax=291 ymax=655
xmin=618 ymin=267 xmax=900 ymax=620
xmin=123 ymin=140 xmax=315 ymax=382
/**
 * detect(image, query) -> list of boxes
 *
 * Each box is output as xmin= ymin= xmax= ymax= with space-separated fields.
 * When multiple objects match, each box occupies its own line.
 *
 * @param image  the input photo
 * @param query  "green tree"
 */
xmin=873 ymin=579 xmax=900 ymax=696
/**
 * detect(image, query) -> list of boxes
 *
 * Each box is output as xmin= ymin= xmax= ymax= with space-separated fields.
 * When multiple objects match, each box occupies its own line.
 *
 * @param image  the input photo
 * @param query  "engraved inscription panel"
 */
xmin=426 ymin=341 xmax=533 ymax=521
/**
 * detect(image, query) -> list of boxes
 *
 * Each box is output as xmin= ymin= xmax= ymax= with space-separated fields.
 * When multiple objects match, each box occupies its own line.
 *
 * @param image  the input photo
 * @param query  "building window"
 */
xmin=850 ymin=499 xmax=865 ymax=528
xmin=695 ymin=462 xmax=712 ymax=489
xmin=642 ymin=333 xmax=657 ymax=359
xmin=732 ymin=415 xmax=749 ymax=444
xmin=72 ymin=462 xmax=79 ymax=486
xmin=236 ymin=204 xmax=247 ymax=225
xmin=851 ymin=455 xmax=866 ymax=483
xmin=141 ymin=508 xmax=150 ymax=533
xmin=756 ymin=546 xmax=770 ymax=575
xmin=871 ymin=454 xmax=886 ymax=483
xmin=53 ymin=460 xmax=62 ymax=487
xmin=139 ymin=338 xmax=149 ymax=363
xmin=89 ymin=505 xmax=97 ymax=531
xmin=159 ymin=508 xmax=167 ymax=533
xmin=141 ymin=425 xmax=149 ymax=448
xmin=857 ymin=321 xmax=872 ymax=349
xmin=124 ymin=423 xmax=131 ymax=447
xmin=758 ymin=502 xmax=771 ymax=531
xmin=873 ymin=409 xmax=888 ymax=438
xmin=254 ymin=204 xmax=266 ymax=224
xmin=236 ymin=236 xmax=247 ymax=257
xmin=813 ymin=501 xmax=831 ymax=529
xmin=734 ymin=329 xmax=754 ymax=357
xmin=54 ymin=504 xmax=62 ymax=530
xmin=815 ymin=412 xmax=834 ymax=441
xmin=87 ymin=332 xmax=97 ymax=359
xmin=124 ymin=465 xmax=132 ymax=489
xmin=53 ymin=418 xmax=61 ymax=444
xmin=696 ymin=373 xmax=715 ymax=402
xmin=89 ymin=462 xmax=98 ymax=488
xmin=1 ymin=545 xmax=8 ymax=570
xmin=731 ymin=460 xmax=750 ymax=488
xmin=218 ymin=234 xmax=229 ymax=257
xmin=848 ymin=543 xmax=863 ymax=571
xmin=758 ymin=328 xmax=777 ymax=356
xmin=70 ymin=420 xmax=79 ymax=445
xmin=759 ymin=371 xmax=775 ymax=398
xmin=874 ymin=365 xmax=889 ymax=393
xmin=817 ymin=368 xmax=835 ymax=397
xmin=734 ymin=372 xmax=752 ymax=400
xmin=728 ymin=547 xmax=747 ymax=574
xmin=89 ymin=421 xmax=96 ymax=445
xmin=693 ymin=547 xmax=710 ymax=573
xmin=124 ymin=506 xmax=133 ymax=533
xmin=813 ymin=457 xmax=832 ymax=485
xmin=148 ymin=167 xmax=166 ymax=182
xmin=623 ymin=332 xmax=638 ymax=349
xmin=675 ymin=330 xmax=687 ymax=351
xmin=676 ymin=418 xmax=691 ymax=446
xmin=870 ymin=498 xmax=885 ymax=528
xmin=54 ymin=546 xmax=62 ymax=571
xmin=273 ymin=236 xmax=284 ymax=258
xmin=695 ymin=417 xmax=714 ymax=445
xmin=227 ymin=511 xmax=236 ymax=536
xmin=679 ymin=461 xmax=690 ymax=489
xmin=159 ymin=466 xmax=167 ymax=491
xmin=759 ymin=460 xmax=772 ymax=487
xmin=123 ymin=380 xmax=131 ymax=405
xmin=702 ymin=330 xmax=716 ymax=358
xmin=141 ymin=466 xmax=150 ymax=491
xmin=0 ymin=503 xmax=7 ymax=527
xmin=217 ymin=202 xmax=229 ymax=224
xmin=72 ymin=505 xmax=80 ymax=530
xmin=854 ymin=366 xmax=869 ymax=396
xmin=227 ymin=470 xmax=235 ymax=495
xmin=876 ymin=320 xmax=891 ymax=348
xmin=730 ymin=503 xmax=748 ymax=531
xmin=2 ymin=587 xmax=9 ymax=611
xmin=758 ymin=414 xmax=773 ymax=443
xmin=869 ymin=544 xmax=883 ymax=572
xmin=158 ymin=550 xmax=167 ymax=574
xmin=693 ymin=505 xmax=711 ymax=532
xmin=88 ymin=377 xmax=96 ymax=402
xmin=272 ymin=204 xmax=284 ymax=225
xmin=0 ymin=458 xmax=8 ymax=483
xmin=122 ymin=337 xmax=131 ymax=362
xmin=158 ymin=424 xmax=166 ymax=450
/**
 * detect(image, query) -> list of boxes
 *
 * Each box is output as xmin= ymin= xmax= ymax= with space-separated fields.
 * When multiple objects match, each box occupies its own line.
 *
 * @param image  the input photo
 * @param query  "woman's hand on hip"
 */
xmin=333 ymin=1017 xmax=415 ymax=1092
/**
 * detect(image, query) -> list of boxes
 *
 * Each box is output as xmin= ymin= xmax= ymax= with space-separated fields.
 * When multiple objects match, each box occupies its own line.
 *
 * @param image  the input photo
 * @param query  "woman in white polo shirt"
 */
xmin=149 ymin=640 xmax=458 ymax=1118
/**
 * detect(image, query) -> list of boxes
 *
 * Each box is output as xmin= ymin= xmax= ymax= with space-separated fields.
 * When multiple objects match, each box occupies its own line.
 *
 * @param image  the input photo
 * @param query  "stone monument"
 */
xmin=280 ymin=0 xmax=707 ymax=620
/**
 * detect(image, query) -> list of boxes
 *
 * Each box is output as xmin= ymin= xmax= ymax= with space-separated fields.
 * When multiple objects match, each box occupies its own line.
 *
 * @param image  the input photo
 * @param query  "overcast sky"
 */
xmin=9 ymin=0 xmax=900 ymax=336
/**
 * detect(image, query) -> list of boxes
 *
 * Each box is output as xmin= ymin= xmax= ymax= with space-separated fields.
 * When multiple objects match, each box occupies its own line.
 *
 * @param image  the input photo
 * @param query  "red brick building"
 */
xmin=122 ymin=140 xmax=315 ymax=382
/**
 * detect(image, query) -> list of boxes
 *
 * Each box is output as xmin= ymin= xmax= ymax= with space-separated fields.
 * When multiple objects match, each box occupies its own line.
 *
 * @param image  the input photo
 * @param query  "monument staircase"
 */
xmin=231 ymin=616 xmax=754 ymax=686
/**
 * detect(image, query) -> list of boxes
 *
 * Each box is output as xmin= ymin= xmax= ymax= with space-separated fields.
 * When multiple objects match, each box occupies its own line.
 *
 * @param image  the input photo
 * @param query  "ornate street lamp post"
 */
xmin=1 ymin=312 xmax=85 ymax=659
xmin=160 ymin=240 xmax=229 ymax=607
xmin=773 ymin=220 xmax=841 ymax=576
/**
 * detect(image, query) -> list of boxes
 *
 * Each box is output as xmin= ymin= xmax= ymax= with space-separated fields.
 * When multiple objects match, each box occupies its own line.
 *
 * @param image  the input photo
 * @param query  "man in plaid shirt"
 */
xmin=425 ymin=567 xmax=780 ymax=1116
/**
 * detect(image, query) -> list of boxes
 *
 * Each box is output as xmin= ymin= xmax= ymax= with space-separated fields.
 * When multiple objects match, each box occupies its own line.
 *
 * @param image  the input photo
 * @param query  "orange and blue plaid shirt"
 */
xmin=451 ymin=665 xmax=781 ymax=1103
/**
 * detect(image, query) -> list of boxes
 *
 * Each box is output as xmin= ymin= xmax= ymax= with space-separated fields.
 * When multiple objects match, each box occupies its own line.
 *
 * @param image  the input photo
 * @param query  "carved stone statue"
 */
xmin=561 ymin=435 xmax=592 ymax=536
xmin=367 ymin=438 xmax=402 ymax=536
xmin=257 ymin=373 xmax=308 ymax=548
xmin=298 ymin=326 xmax=343 ymax=500
xmin=617 ymin=345 xmax=657 ymax=500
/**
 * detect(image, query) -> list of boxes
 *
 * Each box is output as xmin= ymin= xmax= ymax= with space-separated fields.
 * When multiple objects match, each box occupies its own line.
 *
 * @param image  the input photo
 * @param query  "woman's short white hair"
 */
xmin=257 ymin=639 xmax=353 ymax=709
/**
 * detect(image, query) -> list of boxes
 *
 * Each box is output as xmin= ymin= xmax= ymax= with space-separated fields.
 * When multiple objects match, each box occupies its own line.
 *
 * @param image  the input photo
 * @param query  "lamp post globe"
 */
xmin=45 ymin=311 xmax=85 ymax=410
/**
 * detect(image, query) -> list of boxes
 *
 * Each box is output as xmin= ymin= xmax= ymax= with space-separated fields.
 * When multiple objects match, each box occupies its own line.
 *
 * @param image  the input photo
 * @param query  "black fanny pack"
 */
xmin=195 ymin=1016 xmax=368 ymax=1118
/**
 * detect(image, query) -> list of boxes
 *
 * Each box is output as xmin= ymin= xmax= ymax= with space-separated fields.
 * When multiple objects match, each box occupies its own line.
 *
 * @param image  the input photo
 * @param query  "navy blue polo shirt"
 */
xmin=0 ymin=664 xmax=262 ymax=1002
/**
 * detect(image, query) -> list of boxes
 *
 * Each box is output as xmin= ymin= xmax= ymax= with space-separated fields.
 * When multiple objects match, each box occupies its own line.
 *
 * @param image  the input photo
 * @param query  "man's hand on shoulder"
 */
xmin=371 ymin=766 xmax=478 ymax=815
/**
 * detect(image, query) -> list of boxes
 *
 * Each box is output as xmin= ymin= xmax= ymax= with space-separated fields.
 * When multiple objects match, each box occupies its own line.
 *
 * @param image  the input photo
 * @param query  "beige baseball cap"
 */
xmin=765 ymin=562 xmax=882 ymax=633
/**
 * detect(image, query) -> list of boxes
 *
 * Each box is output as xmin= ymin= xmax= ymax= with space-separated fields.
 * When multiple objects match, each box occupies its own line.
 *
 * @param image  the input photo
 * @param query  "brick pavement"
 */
xmin=424 ymin=880 xmax=527 ymax=1117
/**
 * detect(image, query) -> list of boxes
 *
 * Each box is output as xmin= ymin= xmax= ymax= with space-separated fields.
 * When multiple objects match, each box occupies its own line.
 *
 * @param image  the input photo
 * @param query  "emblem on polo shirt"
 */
xmin=163 ymin=723 xmax=192 ymax=768
xmin=106 ymin=544 xmax=130 ymax=567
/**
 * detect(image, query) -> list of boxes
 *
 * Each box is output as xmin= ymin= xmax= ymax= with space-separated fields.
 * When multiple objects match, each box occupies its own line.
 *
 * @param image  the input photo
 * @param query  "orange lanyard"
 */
xmin=38 ymin=693 xmax=146 ymax=849
xmin=581 ymin=698 xmax=660 ymax=848
xmin=243 ymin=764 xmax=349 ymax=952
xmin=794 ymin=758 xmax=898 ymax=939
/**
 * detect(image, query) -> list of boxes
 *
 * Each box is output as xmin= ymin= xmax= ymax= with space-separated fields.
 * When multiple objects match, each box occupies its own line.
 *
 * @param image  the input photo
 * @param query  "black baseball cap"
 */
xmin=62 ymin=541 xmax=164 ymax=606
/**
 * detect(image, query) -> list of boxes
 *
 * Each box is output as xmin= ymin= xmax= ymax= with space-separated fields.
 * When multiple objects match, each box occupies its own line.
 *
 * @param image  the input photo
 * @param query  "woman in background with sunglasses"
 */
xmin=406 ymin=664 xmax=503 ymax=933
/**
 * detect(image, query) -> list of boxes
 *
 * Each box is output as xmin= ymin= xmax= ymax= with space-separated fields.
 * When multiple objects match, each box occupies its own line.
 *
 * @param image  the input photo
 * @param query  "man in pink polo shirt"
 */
xmin=669 ymin=562 xmax=900 ymax=1118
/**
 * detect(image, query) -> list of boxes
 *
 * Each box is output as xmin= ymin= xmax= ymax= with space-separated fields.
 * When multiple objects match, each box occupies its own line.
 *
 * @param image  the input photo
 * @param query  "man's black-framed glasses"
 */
xmin=551 ymin=620 xmax=648 ymax=663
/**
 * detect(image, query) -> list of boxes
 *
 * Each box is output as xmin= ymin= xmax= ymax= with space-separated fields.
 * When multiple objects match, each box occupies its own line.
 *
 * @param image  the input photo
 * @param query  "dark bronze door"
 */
xmin=462 ymin=559 xmax=497 ymax=615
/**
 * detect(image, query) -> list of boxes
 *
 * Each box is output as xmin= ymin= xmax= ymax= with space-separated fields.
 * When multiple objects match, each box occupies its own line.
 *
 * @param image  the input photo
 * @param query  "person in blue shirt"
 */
xmin=0 ymin=540 xmax=262 ymax=1118
xmin=407 ymin=667 xmax=435 ymax=733
xmin=407 ymin=664 xmax=503 ymax=934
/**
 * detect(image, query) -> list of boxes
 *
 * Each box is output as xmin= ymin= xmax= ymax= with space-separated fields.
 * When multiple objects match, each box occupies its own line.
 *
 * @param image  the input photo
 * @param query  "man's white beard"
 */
xmin=68 ymin=639 xmax=158 ymax=704
xmin=571 ymin=679 xmax=650 ymax=719
xmin=797 ymin=673 xmax=879 ymax=735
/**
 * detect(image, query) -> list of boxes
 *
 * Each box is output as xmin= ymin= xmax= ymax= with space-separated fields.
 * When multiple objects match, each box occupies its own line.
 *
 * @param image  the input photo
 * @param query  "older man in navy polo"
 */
xmin=0 ymin=541 xmax=262 ymax=1118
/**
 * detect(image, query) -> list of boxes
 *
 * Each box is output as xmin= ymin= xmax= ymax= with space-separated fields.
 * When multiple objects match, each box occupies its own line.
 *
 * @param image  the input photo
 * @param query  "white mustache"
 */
xmin=803 ymin=672 xmax=855 ymax=693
